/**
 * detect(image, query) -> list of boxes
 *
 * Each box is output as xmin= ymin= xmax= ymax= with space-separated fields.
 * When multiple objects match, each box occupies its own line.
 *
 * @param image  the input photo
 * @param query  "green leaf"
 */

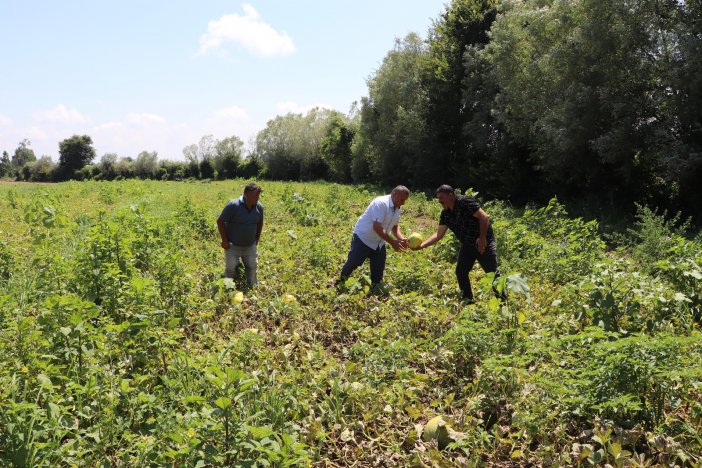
xmin=683 ymin=269 xmax=702 ymax=280
xmin=220 ymin=278 xmax=237 ymax=290
xmin=249 ymin=426 xmax=275 ymax=440
xmin=215 ymin=397 xmax=232 ymax=410
xmin=506 ymin=274 xmax=530 ymax=297
xmin=120 ymin=379 xmax=131 ymax=392
xmin=37 ymin=374 xmax=52 ymax=388
xmin=183 ymin=395 xmax=206 ymax=404
xmin=673 ymin=292 xmax=692 ymax=302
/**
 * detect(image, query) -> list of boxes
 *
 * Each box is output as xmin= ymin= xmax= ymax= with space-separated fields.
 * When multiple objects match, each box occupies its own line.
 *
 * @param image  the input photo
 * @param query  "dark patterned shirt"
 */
xmin=439 ymin=195 xmax=494 ymax=243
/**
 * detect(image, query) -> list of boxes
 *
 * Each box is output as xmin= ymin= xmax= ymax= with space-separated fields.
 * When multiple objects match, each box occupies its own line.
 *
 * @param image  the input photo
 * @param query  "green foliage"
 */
xmin=11 ymin=139 xmax=36 ymax=169
xmin=58 ymin=135 xmax=96 ymax=180
xmin=627 ymin=204 xmax=692 ymax=270
xmin=256 ymin=108 xmax=336 ymax=181
xmin=0 ymin=179 xmax=700 ymax=466
xmin=358 ymin=33 xmax=430 ymax=186
xmin=320 ymin=112 xmax=355 ymax=182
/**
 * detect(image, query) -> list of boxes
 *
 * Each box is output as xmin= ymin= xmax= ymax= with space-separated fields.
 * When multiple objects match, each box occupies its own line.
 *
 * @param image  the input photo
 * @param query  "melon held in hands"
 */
xmin=407 ymin=233 xmax=423 ymax=249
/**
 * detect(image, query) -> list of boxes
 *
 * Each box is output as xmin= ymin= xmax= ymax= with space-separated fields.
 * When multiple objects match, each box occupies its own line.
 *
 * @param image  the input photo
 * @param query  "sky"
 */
xmin=0 ymin=1 xmax=447 ymax=161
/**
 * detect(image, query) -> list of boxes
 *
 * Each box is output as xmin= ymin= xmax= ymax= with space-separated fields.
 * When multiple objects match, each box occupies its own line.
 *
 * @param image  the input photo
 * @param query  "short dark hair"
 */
xmin=391 ymin=185 xmax=410 ymax=196
xmin=435 ymin=184 xmax=454 ymax=195
xmin=244 ymin=182 xmax=262 ymax=194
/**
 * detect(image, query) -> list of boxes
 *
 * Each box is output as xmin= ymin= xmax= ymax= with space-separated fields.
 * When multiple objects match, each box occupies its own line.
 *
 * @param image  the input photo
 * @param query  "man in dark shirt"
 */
xmin=216 ymin=183 xmax=264 ymax=287
xmin=412 ymin=184 xmax=502 ymax=303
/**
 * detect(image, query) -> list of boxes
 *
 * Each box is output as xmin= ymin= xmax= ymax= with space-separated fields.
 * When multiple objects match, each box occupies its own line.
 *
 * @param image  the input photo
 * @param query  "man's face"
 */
xmin=244 ymin=189 xmax=261 ymax=205
xmin=437 ymin=192 xmax=455 ymax=209
xmin=392 ymin=192 xmax=409 ymax=208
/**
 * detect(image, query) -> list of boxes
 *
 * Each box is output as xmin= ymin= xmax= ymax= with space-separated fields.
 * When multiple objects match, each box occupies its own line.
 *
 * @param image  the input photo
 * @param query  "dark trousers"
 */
xmin=340 ymin=234 xmax=387 ymax=284
xmin=456 ymin=240 xmax=500 ymax=299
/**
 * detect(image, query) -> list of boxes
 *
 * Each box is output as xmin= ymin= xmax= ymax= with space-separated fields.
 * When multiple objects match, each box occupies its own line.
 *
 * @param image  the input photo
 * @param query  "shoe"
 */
xmin=462 ymin=296 xmax=475 ymax=305
xmin=330 ymin=277 xmax=348 ymax=290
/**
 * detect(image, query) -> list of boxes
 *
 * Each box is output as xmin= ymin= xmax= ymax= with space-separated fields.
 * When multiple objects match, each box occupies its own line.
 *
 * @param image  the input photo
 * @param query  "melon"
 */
xmin=233 ymin=291 xmax=244 ymax=304
xmin=422 ymin=415 xmax=452 ymax=449
xmin=282 ymin=293 xmax=297 ymax=305
xmin=407 ymin=233 xmax=423 ymax=249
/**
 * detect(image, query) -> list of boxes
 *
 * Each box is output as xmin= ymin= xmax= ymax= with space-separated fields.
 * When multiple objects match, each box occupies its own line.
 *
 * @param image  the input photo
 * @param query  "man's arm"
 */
xmin=391 ymin=224 xmax=407 ymax=244
xmin=373 ymin=221 xmax=404 ymax=251
xmin=473 ymin=208 xmax=489 ymax=254
xmin=256 ymin=219 xmax=263 ymax=244
xmin=216 ymin=218 xmax=230 ymax=249
xmin=416 ymin=225 xmax=449 ymax=250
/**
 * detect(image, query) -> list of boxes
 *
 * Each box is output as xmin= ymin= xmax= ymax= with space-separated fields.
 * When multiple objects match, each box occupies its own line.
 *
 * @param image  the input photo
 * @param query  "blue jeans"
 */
xmin=340 ymin=234 xmax=387 ymax=284
xmin=224 ymin=243 xmax=258 ymax=286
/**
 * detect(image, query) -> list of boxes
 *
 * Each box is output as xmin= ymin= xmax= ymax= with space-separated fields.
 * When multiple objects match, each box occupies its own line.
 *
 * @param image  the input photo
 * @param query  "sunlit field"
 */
xmin=1 ymin=180 xmax=700 ymax=466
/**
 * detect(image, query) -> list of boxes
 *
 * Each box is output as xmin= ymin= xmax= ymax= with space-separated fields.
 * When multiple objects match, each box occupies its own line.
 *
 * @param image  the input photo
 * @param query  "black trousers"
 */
xmin=340 ymin=234 xmax=387 ymax=285
xmin=456 ymin=240 xmax=500 ymax=300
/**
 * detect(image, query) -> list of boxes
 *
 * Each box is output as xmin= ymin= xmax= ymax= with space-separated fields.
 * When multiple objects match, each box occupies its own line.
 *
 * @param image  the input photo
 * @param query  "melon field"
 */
xmin=0 ymin=180 xmax=701 ymax=466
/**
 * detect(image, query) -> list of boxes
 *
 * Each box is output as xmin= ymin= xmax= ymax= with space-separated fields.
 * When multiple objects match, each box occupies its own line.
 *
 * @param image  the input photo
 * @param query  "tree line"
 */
xmin=2 ymin=0 xmax=700 ymax=221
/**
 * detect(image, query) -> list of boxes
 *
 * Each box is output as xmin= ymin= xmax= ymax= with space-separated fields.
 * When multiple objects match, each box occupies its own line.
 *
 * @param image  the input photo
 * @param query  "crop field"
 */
xmin=0 ymin=180 xmax=701 ymax=466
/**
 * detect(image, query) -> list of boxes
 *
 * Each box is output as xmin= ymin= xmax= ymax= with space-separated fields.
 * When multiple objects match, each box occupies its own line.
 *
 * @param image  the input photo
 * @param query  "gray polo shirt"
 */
xmin=218 ymin=196 xmax=264 ymax=247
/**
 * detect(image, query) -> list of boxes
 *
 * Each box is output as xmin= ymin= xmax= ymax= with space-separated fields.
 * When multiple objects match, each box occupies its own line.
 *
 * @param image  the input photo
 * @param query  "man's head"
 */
xmin=435 ymin=184 xmax=456 ymax=210
xmin=391 ymin=185 xmax=410 ymax=208
xmin=243 ymin=182 xmax=262 ymax=206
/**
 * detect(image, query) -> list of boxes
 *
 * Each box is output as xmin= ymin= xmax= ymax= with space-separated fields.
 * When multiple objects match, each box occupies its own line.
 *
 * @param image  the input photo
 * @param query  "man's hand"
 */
xmin=389 ymin=239 xmax=406 ymax=252
xmin=397 ymin=238 xmax=408 ymax=250
xmin=476 ymin=237 xmax=487 ymax=255
xmin=221 ymin=241 xmax=230 ymax=250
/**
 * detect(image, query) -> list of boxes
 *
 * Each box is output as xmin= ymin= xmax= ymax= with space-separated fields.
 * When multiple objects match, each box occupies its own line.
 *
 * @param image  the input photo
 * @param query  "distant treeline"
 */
xmin=2 ymin=0 xmax=700 ymax=221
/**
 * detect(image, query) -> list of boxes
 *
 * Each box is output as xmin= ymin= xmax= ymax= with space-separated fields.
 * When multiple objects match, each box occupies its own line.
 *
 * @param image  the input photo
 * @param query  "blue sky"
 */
xmin=0 ymin=1 xmax=447 ymax=161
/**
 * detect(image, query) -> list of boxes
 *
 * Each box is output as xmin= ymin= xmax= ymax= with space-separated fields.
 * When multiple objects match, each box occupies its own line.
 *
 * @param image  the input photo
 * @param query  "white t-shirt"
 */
xmin=353 ymin=195 xmax=401 ymax=249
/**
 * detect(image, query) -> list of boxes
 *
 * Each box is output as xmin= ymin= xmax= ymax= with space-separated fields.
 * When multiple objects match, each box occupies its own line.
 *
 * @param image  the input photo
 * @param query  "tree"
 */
xmin=114 ymin=157 xmax=134 ymax=179
xmin=320 ymin=112 xmax=355 ymax=182
xmin=134 ymin=151 xmax=159 ymax=179
xmin=182 ymin=135 xmax=218 ymax=179
xmin=213 ymin=135 xmax=244 ymax=179
xmin=12 ymin=139 xmax=36 ymax=169
xmin=486 ymin=0 xmax=679 ymax=204
xmin=661 ymin=0 xmax=702 ymax=219
xmin=256 ymin=108 xmax=335 ymax=180
xmin=27 ymin=156 xmax=58 ymax=181
xmin=99 ymin=153 xmax=119 ymax=180
xmin=0 ymin=151 xmax=11 ymax=178
xmin=423 ymin=0 xmax=499 ymax=186
xmin=58 ymin=135 xmax=96 ymax=180
xmin=358 ymin=33 xmax=431 ymax=186
xmin=199 ymin=157 xmax=215 ymax=179
xmin=182 ymin=144 xmax=200 ymax=178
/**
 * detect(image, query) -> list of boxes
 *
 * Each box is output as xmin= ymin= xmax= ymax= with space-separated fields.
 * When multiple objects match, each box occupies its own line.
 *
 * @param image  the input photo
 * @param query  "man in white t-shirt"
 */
xmin=338 ymin=185 xmax=410 ymax=290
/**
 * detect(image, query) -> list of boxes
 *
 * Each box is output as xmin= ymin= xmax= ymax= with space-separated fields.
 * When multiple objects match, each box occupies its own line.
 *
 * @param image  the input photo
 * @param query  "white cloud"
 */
xmin=211 ymin=106 xmax=250 ymax=122
xmin=126 ymin=113 xmax=167 ymax=125
xmin=205 ymin=105 xmax=259 ymax=142
xmin=199 ymin=4 xmax=296 ymax=57
xmin=0 ymin=114 xmax=12 ymax=126
xmin=275 ymin=100 xmax=333 ymax=115
xmin=32 ymin=104 xmax=89 ymax=125
xmin=95 ymin=121 xmax=124 ymax=130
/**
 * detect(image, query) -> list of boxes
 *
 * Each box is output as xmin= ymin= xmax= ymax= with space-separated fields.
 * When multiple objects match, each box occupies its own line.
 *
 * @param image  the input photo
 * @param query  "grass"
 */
xmin=0 ymin=179 xmax=700 ymax=466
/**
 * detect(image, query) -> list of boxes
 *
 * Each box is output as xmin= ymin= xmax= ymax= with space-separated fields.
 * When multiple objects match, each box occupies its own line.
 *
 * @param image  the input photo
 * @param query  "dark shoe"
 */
xmin=462 ymin=296 xmax=475 ymax=305
xmin=330 ymin=277 xmax=348 ymax=290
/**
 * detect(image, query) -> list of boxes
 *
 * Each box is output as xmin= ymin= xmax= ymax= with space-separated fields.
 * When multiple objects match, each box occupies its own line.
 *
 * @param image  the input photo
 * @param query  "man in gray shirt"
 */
xmin=216 ymin=183 xmax=264 ymax=287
